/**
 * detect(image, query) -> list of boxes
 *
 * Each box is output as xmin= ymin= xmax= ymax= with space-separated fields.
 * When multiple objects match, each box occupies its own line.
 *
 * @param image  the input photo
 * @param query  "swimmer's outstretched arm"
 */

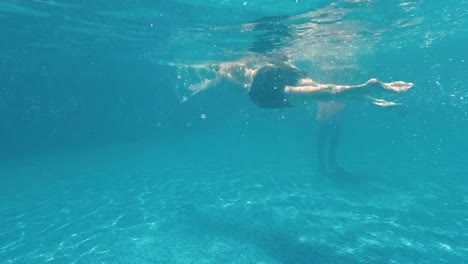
xmin=285 ymin=78 xmax=413 ymax=96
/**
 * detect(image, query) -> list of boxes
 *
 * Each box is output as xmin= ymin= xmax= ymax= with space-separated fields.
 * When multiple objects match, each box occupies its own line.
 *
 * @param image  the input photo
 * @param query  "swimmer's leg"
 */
xmin=317 ymin=121 xmax=330 ymax=174
xmin=328 ymin=120 xmax=342 ymax=171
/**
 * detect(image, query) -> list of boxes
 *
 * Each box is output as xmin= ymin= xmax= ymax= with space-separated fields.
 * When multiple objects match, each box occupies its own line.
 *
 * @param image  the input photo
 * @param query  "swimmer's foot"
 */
xmin=381 ymin=81 xmax=414 ymax=93
xmin=318 ymin=161 xmax=351 ymax=177
xmin=318 ymin=163 xmax=328 ymax=175
xmin=330 ymin=164 xmax=347 ymax=174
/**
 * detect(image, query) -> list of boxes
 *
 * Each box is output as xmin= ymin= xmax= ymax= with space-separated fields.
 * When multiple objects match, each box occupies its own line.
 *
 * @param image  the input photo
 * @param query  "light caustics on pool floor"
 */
xmin=0 ymin=159 xmax=467 ymax=264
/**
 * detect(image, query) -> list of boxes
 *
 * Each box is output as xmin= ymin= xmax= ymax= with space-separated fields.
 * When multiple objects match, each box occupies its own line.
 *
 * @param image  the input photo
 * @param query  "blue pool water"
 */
xmin=1 ymin=1 xmax=467 ymax=263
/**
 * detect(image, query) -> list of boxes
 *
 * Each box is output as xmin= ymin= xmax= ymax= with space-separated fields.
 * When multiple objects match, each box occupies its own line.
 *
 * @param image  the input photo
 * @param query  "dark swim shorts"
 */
xmin=249 ymin=65 xmax=304 ymax=109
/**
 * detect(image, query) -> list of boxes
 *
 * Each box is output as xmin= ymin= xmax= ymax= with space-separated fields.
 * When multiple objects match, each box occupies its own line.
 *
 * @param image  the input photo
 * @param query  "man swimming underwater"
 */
xmin=177 ymin=57 xmax=413 ymax=174
xmin=210 ymin=58 xmax=413 ymax=108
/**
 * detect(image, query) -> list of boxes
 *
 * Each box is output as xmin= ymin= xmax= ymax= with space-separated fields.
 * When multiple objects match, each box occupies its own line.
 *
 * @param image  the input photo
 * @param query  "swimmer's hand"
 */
xmin=366 ymin=79 xmax=414 ymax=93
xmin=382 ymin=81 xmax=414 ymax=92
xmin=366 ymin=96 xmax=402 ymax=107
